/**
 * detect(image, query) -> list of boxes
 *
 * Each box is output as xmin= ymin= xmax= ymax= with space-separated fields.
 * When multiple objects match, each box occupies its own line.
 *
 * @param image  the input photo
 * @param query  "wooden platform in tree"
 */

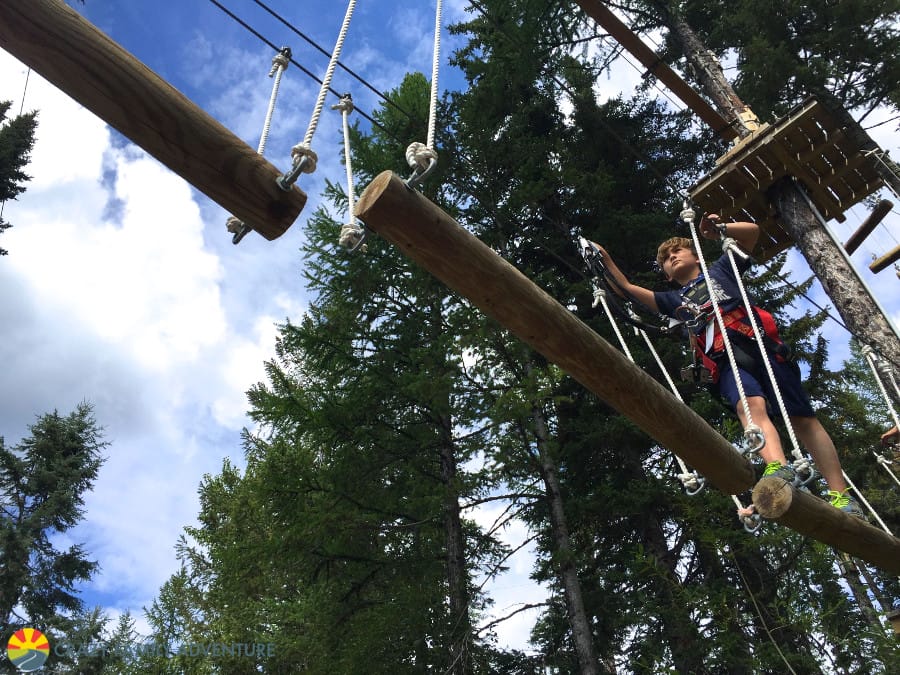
xmin=689 ymin=97 xmax=885 ymax=261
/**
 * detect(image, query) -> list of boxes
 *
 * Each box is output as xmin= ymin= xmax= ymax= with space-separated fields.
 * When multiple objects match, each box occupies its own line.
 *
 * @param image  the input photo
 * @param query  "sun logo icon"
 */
xmin=6 ymin=628 xmax=50 ymax=672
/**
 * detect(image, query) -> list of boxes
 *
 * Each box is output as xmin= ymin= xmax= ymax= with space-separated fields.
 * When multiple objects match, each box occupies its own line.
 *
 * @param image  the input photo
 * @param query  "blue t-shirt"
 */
xmin=654 ymin=255 xmax=753 ymax=333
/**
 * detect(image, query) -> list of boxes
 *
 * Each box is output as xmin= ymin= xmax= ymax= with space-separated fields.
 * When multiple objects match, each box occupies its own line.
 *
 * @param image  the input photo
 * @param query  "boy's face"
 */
xmin=661 ymin=246 xmax=700 ymax=284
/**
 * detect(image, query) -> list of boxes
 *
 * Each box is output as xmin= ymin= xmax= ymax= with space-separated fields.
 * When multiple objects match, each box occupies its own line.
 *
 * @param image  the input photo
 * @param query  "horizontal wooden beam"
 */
xmin=752 ymin=476 xmax=900 ymax=575
xmin=356 ymin=171 xmax=755 ymax=495
xmin=844 ymin=199 xmax=893 ymax=254
xmin=0 ymin=0 xmax=305 ymax=240
xmin=870 ymin=244 xmax=900 ymax=274
xmin=573 ymin=0 xmax=738 ymax=142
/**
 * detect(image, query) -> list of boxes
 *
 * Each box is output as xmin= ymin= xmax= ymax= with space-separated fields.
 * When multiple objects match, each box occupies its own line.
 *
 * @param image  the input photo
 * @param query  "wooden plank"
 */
xmin=753 ymin=476 xmax=900 ymax=575
xmin=870 ymin=244 xmax=900 ymax=274
xmin=844 ymin=199 xmax=894 ymax=253
xmin=356 ymin=170 xmax=757 ymax=495
xmin=573 ymin=0 xmax=738 ymax=141
xmin=0 ymin=0 xmax=306 ymax=241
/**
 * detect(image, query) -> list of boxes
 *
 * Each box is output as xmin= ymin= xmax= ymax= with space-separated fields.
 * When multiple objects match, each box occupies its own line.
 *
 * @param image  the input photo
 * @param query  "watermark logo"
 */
xmin=7 ymin=628 xmax=50 ymax=672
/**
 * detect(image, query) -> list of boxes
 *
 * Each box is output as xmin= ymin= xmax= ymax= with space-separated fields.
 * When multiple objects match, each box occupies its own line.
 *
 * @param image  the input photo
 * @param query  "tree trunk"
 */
xmin=531 ymin=399 xmax=606 ymax=675
xmin=769 ymin=178 xmax=900 ymax=366
xmin=665 ymin=12 xmax=751 ymax=134
xmin=438 ymin=414 xmax=474 ymax=675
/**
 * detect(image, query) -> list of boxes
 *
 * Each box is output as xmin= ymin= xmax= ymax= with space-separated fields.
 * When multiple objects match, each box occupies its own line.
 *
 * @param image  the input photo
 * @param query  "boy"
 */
xmin=594 ymin=214 xmax=864 ymax=518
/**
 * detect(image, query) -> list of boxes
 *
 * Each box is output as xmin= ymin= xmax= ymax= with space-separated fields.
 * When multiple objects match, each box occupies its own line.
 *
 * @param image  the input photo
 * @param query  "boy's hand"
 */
xmin=882 ymin=426 xmax=899 ymax=446
xmin=699 ymin=213 xmax=724 ymax=240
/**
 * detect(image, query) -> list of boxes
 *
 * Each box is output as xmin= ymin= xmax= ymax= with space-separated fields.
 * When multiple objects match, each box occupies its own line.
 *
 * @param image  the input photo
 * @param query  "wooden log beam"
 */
xmin=356 ymin=171 xmax=755 ymax=495
xmin=573 ymin=0 xmax=738 ymax=142
xmin=870 ymin=244 xmax=900 ymax=275
xmin=752 ymin=477 xmax=900 ymax=575
xmin=0 ymin=0 xmax=305 ymax=241
xmin=844 ymin=199 xmax=893 ymax=254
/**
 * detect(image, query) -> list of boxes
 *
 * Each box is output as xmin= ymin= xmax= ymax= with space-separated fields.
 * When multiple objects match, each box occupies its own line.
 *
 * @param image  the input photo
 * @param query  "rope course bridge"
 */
xmin=1 ymin=0 xmax=898 ymax=576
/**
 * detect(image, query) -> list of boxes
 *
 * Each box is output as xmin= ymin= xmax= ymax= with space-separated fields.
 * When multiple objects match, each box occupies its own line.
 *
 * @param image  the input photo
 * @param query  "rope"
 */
xmin=227 ymin=47 xmax=291 ymax=245
xmin=332 ymin=94 xmax=366 ymax=252
xmin=593 ymin=286 xmax=716 ymax=508
xmin=842 ymin=470 xmax=893 ymax=535
xmin=278 ymin=0 xmax=357 ymax=190
xmin=680 ymin=205 xmax=765 ymax=454
xmin=406 ymin=0 xmax=444 ymax=187
xmin=861 ymin=346 xmax=900 ymax=433
xmin=721 ymin=240 xmax=806 ymax=473
xmin=873 ymin=452 xmax=900 ymax=488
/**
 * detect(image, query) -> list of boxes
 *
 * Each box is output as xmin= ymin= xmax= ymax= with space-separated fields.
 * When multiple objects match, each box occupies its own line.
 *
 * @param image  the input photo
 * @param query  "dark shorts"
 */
xmin=717 ymin=359 xmax=815 ymax=418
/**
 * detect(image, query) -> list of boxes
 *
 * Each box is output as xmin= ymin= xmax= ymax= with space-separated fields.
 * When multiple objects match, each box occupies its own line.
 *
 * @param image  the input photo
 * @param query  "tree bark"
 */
xmin=769 ymin=179 xmax=900 ymax=368
xmin=530 ymin=393 xmax=606 ymax=675
xmin=438 ymin=414 xmax=474 ymax=675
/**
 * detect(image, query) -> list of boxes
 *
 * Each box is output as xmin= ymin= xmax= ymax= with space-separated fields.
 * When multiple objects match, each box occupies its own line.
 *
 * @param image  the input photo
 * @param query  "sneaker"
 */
xmin=761 ymin=461 xmax=796 ymax=483
xmin=828 ymin=490 xmax=867 ymax=520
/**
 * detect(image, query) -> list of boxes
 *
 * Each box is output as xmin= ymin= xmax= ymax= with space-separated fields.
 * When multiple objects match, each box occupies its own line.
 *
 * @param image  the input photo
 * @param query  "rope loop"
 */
xmin=405 ymin=142 xmax=439 ymax=187
xmin=290 ymin=144 xmax=318 ymax=174
xmin=740 ymin=424 xmax=766 ymax=455
xmin=339 ymin=222 xmax=367 ymax=253
xmin=791 ymin=457 xmax=818 ymax=487
xmin=741 ymin=512 xmax=763 ymax=534
xmin=331 ymin=93 xmax=355 ymax=115
xmin=269 ymin=47 xmax=291 ymax=76
xmin=678 ymin=472 xmax=706 ymax=496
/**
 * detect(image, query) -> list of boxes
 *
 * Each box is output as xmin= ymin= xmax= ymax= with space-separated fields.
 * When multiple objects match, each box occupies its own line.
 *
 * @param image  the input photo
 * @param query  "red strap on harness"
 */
xmin=693 ymin=306 xmax=784 ymax=383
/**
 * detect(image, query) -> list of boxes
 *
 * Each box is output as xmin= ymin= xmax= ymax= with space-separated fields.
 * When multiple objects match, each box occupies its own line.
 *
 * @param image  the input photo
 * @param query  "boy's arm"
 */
xmin=700 ymin=214 xmax=760 ymax=254
xmin=590 ymin=243 xmax=659 ymax=313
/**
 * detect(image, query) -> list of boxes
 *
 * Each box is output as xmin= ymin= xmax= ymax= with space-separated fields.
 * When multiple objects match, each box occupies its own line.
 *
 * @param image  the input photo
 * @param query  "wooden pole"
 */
xmin=752 ymin=477 xmax=900 ymax=575
xmin=844 ymin=199 xmax=893 ymax=254
xmin=0 ymin=0 xmax=305 ymax=241
xmin=869 ymin=244 xmax=900 ymax=275
xmin=356 ymin=171 xmax=755 ymax=495
xmin=573 ymin=0 xmax=738 ymax=142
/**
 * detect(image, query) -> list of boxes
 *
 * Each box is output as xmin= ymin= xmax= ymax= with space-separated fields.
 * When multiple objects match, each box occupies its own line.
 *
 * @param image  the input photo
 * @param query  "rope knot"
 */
xmin=406 ymin=142 xmax=438 ymax=171
xmin=331 ymin=94 xmax=354 ymax=115
xmin=290 ymin=144 xmax=318 ymax=174
xmin=269 ymin=47 xmax=291 ymax=76
xmin=339 ymin=222 xmax=367 ymax=252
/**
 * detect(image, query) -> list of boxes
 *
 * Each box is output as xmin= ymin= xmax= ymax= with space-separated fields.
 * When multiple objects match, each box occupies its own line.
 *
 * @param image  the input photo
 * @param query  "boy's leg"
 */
xmin=789 ymin=416 xmax=848 ymax=492
xmin=718 ymin=367 xmax=789 ymax=466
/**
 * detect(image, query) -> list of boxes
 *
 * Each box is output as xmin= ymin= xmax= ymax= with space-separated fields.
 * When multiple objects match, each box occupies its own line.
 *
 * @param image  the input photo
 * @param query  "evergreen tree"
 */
xmin=0 ymin=404 xmax=106 ymax=638
xmin=0 ymin=99 xmax=37 ymax=256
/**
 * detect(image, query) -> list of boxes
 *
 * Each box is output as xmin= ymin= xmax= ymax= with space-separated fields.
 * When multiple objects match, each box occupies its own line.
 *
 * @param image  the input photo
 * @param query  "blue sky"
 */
xmin=1 ymin=0 xmax=898 ymax=657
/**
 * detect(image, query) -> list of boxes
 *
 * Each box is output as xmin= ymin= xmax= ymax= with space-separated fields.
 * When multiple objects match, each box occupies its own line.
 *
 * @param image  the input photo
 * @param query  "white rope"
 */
xmin=257 ymin=49 xmax=290 ymax=156
xmin=332 ymin=94 xmax=365 ymax=252
xmin=722 ymin=241 xmax=804 ymax=467
xmin=842 ymin=470 xmax=893 ymax=535
xmin=681 ymin=206 xmax=764 ymax=452
xmin=226 ymin=47 xmax=291 ymax=243
xmin=873 ymin=452 xmax=900 ymax=488
xmin=592 ymin=286 xmax=705 ymax=496
xmin=281 ymin=0 xmax=357 ymax=186
xmin=426 ymin=0 xmax=443 ymax=150
xmin=406 ymin=0 xmax=443 ymax=185
xmin=862 ymin=346 xmax=900 ymax=432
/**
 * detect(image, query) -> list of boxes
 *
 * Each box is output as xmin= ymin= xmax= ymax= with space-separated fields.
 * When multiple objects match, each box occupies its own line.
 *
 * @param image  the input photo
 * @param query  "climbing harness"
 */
xmin=405 ymin=0 xmax=443 ymax=188
xmin=276 ymin=0 xmax=357 ymax=192
xmin=332 ymin=93 xmax=367 ymax=252
xmin=226 ymin=46 xmax=292 ymax=244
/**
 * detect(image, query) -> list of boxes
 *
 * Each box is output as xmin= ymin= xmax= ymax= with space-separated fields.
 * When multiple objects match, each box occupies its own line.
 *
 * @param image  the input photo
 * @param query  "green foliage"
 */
xmin=0 ymin=99 xmax=38 ymax=255
xmin=0 ymin=403 xmax=106 ymax=635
